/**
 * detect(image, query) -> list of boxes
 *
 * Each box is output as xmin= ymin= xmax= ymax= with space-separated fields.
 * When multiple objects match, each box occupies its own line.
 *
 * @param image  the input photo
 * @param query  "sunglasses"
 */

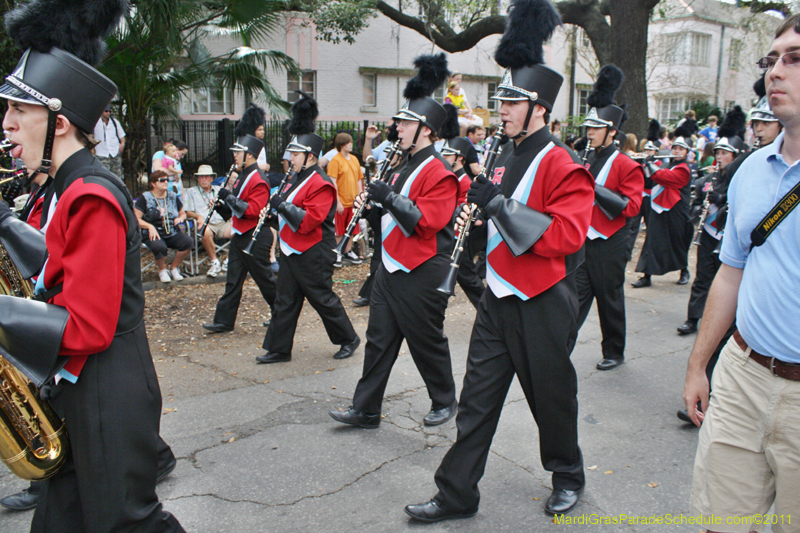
xmin=156 ymin=178 xmax=169 ymax=183
xmin=757 ymin=51 xmax=800 ymax=70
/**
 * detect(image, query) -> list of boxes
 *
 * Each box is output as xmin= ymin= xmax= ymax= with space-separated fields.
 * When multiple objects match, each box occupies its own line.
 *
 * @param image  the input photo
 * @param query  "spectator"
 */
xmin=621 ymin=133 xmax=638 ymax=156
xmin=698 ymin=141 xmax=715 ymax=170
xmin=698 ymin=115 xmax=719 ymax=142
xmin=565 ymin=134 xmax=578 ymax=151
xmin=184 ymin=165 xmax=232 ymax=278
xmin=152 ymin=139 xmax=188 ymax=199
xmin=464 ymin=124 xmax=485 ymax=177
xmin=550 ymin=118 xmax=562 ymax=139
xmin=135 ymin=170 xmax=194 ymax=283
xmin=362 ymin=120 xmax=396 ymax=163
xmin=93 ymin=104 xmax=125 ymax=177
xmin=684 ymin=14 xmax=800 ymax=527
xmin=675 ymin=109 xmax=700 ymax=137
xmin=327 ymin=132 xmax=364 ymax=266
xmin=659 ymin=127 xmax=671 ymax=149
xmin=446 ymin=73 xmax=484 ymax=135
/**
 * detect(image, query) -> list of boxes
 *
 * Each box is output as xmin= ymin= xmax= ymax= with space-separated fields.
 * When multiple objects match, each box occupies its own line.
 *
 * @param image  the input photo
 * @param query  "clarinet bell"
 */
xmin=333 ymin=235 xmax=349 ymax=256
xmin=436 ymin=265 xmax=460 ymax=296
xmin=242 ymin=239 xmax=255 ymax=256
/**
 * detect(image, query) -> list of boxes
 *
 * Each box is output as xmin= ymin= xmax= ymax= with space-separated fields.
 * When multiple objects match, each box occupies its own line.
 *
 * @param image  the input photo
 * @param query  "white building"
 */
xmin=179 ymin=0 xmax=778 ymax=128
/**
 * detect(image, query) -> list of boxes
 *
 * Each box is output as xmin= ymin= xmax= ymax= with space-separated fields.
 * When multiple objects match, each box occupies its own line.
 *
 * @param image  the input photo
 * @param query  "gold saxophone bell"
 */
xmin=0 ymin=243 xmax=69 ymax=480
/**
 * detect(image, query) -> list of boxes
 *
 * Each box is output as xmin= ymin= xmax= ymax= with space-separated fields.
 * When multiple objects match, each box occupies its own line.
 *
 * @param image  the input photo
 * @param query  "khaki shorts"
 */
xmin=204 ymin=219 xmax=231 ymax=240
xmin=691 ymin=336 xmax=800 ymax=533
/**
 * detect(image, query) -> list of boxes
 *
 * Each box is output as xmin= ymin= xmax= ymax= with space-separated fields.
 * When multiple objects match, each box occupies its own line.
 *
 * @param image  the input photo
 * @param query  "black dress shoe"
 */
xmin=405 ymin=500 xmax=478 ymax=523
xmin=202 ymin=322 xmax=233 ymax=334
xmin=333 ymin=335 xmax=360 ymax=360
xmin=0 ymin=487 xmax=38 ymax=511
xmin=157 ymin=455 xmax=177 ymax=484
xmin=677 ymin=270 xmax=691 ymax=285
xmin=329 ymin=407 xmax=380 ymax=428
xmin=352 ymin=296 xmax=370 ymax=307
xmin=631 ymin=276 xmax=651 ymax=288
xmin=423 ymin=401 xmax=458 ymax=426
xmin=255 ymin=352 xmax=291 ymax=364
xmin=677 ymin=319 xmax=698 ymax=335
xmin=544 ymin=486 xmax=584 ymax=515
xmin=596 ymin=358 xmax=624 ymax=371
xmin=262 ymin=320 xmax=270 ymax=327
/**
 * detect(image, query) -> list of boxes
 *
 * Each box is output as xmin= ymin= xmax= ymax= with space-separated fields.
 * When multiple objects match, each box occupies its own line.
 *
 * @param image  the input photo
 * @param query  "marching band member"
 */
xmin=405 ymin=0 xmax=594 ymax=520
xmin=330 ymin=53 xmax=460 ymax=429
xmin=0 ymin=0 xmax=184 ymax=529
xmin=258 ymin=92 xmax=360 ymax=364
xmin=577 ymin=65 xmax=644 ymax=371
xmin=204 ymin=134 xmax=276 ymax=333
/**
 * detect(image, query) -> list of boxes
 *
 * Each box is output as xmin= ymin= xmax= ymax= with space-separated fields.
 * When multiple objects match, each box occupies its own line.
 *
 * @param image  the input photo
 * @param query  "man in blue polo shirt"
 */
xmin=683 ymin=14 xmax=800 ymax=531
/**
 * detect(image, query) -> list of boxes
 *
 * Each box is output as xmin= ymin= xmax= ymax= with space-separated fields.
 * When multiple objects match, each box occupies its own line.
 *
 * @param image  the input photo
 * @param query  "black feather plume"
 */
xmin=5 ymin=0 xmax=128 ymax=66
xmin=495 ymin=0 xmax=561 ymax=69
xmin=718 ymin=105 xmax=746 ymax=139
xmin=404 ymin=53 xmax=450 ymax=100
xmin=587 ymin=65 xmax=625 ymax=108
xmin=573 ymin=136 xmax=587 ymax=152
xmin=647 ymin=119 xmax=661 ymax=142
xmin=287 ymin=91 xmax=318 ymax=136
xmin=386 ymin=122 xmax=399 ymax=143
xmin=439 ymin=104 xmax=460 ymax=140
xmin=753 ymin=74 xmax=766 ymax=98
xmin=235 ymin=103 xmax=266 ymax=138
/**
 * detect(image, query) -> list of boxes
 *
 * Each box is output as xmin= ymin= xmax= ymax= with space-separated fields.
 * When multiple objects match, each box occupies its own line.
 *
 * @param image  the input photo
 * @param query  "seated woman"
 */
xmin=445 ymin=73 xmax=483 ymax=135
xmin=135 ymin=170 xmax=195 ymax=283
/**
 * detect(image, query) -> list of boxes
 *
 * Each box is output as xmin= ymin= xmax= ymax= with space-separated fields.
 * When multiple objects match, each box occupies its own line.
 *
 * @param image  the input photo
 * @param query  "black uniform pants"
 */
xmin=263 ymin=240 xmax=356 ymax=355
xmin=213 ymin=228 xmax=276 ymax=327
xmin=358 ymin=247 xmax=381 ymax=300
xmin=31 ymin=324 xmax=184 ymax=533
xmin=433 ymin=278 xmax=584 ymax=511
xmin=352 ymin=256 xmax=456 ymax=414
xmin=626 ymin=197 xmax=650 ymax=261
xmin=456 ymin=235 xmax=485 ymax=308
xmin=687 ymin=229 xmax=722 ymax=320
xmin=576 ymin=228 xmax=628 ymax=361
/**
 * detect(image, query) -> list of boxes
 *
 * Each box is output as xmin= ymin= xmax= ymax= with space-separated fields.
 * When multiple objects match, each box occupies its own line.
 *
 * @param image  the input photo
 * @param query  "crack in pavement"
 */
xmin=162 ymin=343 xmax=264 ymax=387
xmin=166 ymin=447 xmax=427 ymax=509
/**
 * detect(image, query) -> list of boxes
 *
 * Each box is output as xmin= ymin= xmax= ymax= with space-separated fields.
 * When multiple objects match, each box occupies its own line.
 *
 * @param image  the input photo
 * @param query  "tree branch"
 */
xmin=742 ymin=1 xmax=790 ymax=17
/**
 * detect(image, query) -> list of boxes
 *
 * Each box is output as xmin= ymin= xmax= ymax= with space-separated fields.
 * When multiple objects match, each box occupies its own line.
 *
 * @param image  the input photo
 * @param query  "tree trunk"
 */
xmin=608 ymin=0 xmax=659 ymax=140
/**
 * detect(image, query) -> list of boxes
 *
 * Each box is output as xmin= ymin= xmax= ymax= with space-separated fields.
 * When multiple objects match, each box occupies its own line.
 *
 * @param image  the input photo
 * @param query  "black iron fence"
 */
xmin=122 ymin=118 xmax=388 ymax=196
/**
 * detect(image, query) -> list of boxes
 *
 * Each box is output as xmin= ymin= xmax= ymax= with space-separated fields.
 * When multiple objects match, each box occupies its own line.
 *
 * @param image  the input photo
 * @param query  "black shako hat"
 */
xmin=393 ymin=53 xmax=450 ymax=134
xmin=491 ymin=0 xmax=562 ymax=138
xmin=582 ymin=65 xmax=625 ymax=130
xmin=285 ymin=90 xmax=324 ymax=157
xmin=0 ymin=0 xmax=128 ymax=134
xmin=231 ymin=134 xmax=264 ymax=158
xmin=441 ymin=137 xmax=473 ymax=158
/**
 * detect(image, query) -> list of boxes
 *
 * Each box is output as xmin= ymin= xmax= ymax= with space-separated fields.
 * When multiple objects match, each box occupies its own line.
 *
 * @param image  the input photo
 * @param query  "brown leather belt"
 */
xmin=733 ymin=330 xmax=800 ymax=382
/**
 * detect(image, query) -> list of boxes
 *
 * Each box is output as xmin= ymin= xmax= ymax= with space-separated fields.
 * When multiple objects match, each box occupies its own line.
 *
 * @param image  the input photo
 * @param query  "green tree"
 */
xmin=100 ymin=0 xmax=299 ymax=182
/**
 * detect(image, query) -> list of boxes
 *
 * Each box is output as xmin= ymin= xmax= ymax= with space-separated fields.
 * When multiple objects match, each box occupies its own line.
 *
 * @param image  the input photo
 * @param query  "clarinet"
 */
xmin=693 ymin=165 xmax=719 ymax=246
xmin=437 ymin=125 xmax=505 ymax=296
xmin=243 ymin=169 xmax=292 ymax=256
xmin=333 ymin=140 xmax=402 ymax=255
xmin=581 ymin=139 xmax=592 ymax=167
xmin=198 ymin=163 xmax=237 ymax=237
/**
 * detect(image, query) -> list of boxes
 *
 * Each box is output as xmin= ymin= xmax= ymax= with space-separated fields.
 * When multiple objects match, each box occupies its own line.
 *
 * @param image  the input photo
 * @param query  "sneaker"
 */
xmin=334 ymin=254 xmax=343 ymax=268
xmin=170 ymin=268 xmax=184 ymax=281
xmin=344 ymin=251 xmax=362 ymax=264
xmin=159 ymin=269 xmax=172 ymax=283
xmin=207 ymin=259 xmax=221 ymax=278
xmin=221 ymin=258 xmax=228 ymax=272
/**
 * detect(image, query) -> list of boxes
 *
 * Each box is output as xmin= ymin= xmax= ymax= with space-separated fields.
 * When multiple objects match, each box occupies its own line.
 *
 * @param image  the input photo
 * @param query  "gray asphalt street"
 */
xmin=0 ymin=258 xmax=760 ymax=532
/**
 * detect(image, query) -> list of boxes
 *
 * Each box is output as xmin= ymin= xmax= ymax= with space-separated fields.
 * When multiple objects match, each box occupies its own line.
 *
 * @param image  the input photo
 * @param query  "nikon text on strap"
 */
xmin=750 ymin=179 xmax=800 ymax=250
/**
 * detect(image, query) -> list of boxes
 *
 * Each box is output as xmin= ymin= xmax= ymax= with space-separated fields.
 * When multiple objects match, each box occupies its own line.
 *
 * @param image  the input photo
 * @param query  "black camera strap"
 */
xmin=750 ymin=178 xmax=800 ymax=250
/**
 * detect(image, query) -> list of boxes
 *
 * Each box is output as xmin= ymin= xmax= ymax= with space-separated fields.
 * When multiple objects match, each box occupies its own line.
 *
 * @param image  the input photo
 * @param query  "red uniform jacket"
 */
xmin=231 ymin=165 xmax=269 ymax=234
xmin=381 ymin=146 xmax=458 ymax=273
xmin=279 ymin=167 xmax=337 ymax=255
xmin=486 ymin=129 xmax=594 ymax=300
xmin=650 ymin=161 xmax=690 ymax=213
xmin=586 ymin=145 xmax=644 ymax=239
xmin=455 ymin=167 xmax=472 ymax=204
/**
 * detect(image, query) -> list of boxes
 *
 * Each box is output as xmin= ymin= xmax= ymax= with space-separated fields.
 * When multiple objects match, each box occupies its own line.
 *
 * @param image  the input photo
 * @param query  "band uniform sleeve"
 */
xmin=618 ymin=162 xmax=644 ymax=219
xmin=411 ymin=172 xmax=459 ymax=240
xmin=532 ymin=165 xmax=595 ymax=258
xmin=297 ymin=182 xmax=336 ymax=234
xmin=652 ymin=165 xmax=690 ymax=189
xmin=243 ymin=179 xmax=269 ymax=220
xmin=51 ymin=194 xmax=127 ymax=356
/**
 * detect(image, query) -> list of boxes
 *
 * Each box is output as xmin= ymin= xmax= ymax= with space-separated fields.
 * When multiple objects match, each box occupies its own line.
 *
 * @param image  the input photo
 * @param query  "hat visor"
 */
xmin=392 ymin=109 xmax=423 ymax=122
xmin=0 ymin=82 xmax=44 ymax=106
xmin=287 ymin=141 xmax=312 ymax=153
xmin=582 ymin=118 xmax=612 ymax=128
xmin=751 ymin=112 xmax=779 ymax=122
xmin=714 ymin=144 xmax=737 ymax=153
xmin=490 ymin=87 xmax=530 ymax=101
xmin=195 ymin=173 xmax=216 ymax=177
xmin=230 ymin=144 xmax=246 ymax=152
xmin=440 ymin=147 xmax=461 ymax=156
xmin=673 ymin=141 xmax=691 ymax=150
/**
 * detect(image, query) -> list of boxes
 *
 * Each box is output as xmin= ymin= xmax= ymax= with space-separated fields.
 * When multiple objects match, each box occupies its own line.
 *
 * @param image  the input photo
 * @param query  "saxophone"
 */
xmin=0 ymin=239 xmax=68 ymax=480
